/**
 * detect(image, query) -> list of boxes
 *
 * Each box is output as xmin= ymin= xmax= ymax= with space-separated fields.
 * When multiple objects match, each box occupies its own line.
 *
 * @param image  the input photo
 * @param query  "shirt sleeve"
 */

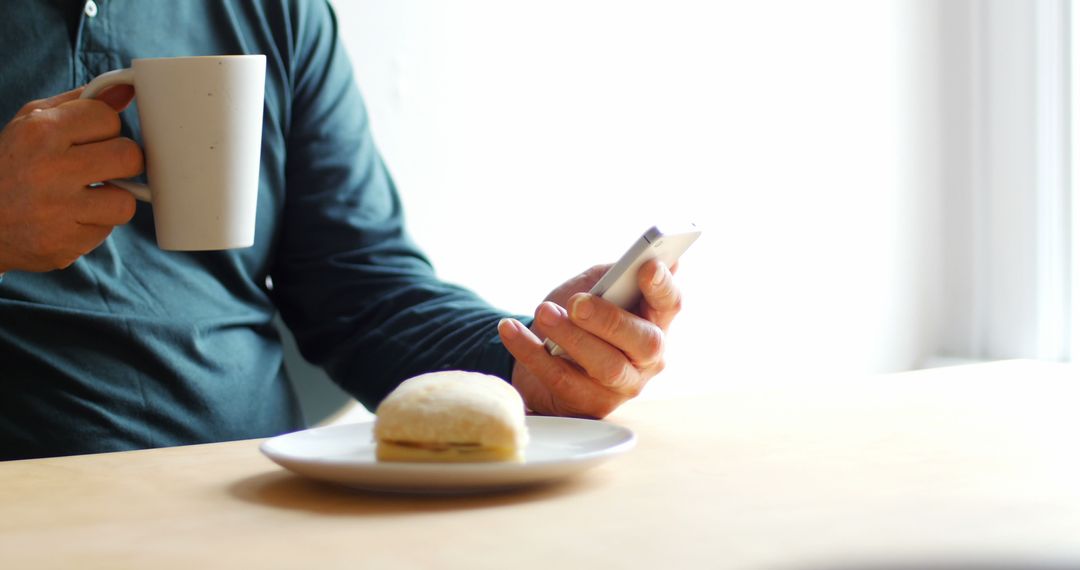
xmin=269 ymin=1 xmax=522 ymax=411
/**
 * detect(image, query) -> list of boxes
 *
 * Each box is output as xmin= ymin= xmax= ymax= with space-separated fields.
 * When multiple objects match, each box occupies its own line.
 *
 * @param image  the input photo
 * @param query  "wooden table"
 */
xmin=3 ymin=360 xmax=1080 ymax=569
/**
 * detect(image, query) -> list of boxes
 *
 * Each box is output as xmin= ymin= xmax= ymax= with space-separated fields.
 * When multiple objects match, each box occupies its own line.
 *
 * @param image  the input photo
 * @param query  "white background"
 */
xmin=316 ymin=0 xmax=1071 ymax=403
xmin=329 ymin=0 xmax=941 ymax=397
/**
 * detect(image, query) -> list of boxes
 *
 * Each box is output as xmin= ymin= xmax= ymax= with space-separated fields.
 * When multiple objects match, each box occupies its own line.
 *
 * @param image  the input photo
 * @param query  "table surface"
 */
xmin=3 ymin=360 xmax=1080 ymax=569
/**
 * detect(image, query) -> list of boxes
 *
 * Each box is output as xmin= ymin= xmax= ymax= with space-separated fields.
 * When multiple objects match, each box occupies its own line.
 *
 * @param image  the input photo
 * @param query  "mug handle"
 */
xmin=79 ymin=68 xmax=152 ymax=203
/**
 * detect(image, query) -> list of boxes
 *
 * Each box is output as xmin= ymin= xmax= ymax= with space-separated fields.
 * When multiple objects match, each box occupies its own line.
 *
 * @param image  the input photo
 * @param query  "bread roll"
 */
xmin=374 ymin=371 xmax=529 ymax=462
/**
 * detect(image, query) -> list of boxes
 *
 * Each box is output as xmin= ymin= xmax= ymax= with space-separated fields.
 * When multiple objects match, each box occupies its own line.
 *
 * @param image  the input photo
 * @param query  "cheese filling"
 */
xmin=376 ymin=439 xmax=522 ymax=462
xmin=382 ymin=439 xmax=483 ymax=452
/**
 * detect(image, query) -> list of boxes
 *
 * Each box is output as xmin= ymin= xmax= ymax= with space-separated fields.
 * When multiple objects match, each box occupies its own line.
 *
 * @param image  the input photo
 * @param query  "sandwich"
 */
xmin=374 ymin=370 xmax=529 ymax=462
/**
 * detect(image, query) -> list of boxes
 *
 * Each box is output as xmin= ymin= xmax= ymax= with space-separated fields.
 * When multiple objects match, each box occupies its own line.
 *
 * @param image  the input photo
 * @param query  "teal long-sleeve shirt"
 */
xmin=0 ymin=0 xmax=520 ymax=460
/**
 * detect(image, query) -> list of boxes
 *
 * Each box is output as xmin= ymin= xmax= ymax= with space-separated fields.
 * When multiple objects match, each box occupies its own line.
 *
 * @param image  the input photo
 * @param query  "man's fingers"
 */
xmin=15 ymin=84 xmax=132 ymax=118
xmin=72 ymin=223 xmax=116 ymax=255
xmin=544 ymin=263 xmax=613 ymax=308
xmin=637 ymin=260 xmax=683 ymax=332
xmin=66 ymin=137 xmax=144 ymax=184
xmin=566 ymin=293 xmax=665 ymax=370
xmin=498 ymin=318 xmax=622 ymax=418
xmin=36 ymin=99 xmax=123 ymax=146
xmin=534 ymin=302 xmax=643 ymax=394
xmin=74 ymin=184 xmax=137 ymax=227
xmin=39 ymin=223 xmax=115 ymax=270
xmin=15 ymin=87 xmax=86 ymax=118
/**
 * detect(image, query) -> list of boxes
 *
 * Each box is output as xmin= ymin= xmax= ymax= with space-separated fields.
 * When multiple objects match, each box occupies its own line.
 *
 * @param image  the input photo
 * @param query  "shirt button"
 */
xmin=84 ymin=0 xmax=98 ymax=18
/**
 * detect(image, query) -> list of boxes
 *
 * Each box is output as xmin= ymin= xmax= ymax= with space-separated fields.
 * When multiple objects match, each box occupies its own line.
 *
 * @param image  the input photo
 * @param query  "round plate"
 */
xmin=259 ymin=416 xmax=636 ymax=493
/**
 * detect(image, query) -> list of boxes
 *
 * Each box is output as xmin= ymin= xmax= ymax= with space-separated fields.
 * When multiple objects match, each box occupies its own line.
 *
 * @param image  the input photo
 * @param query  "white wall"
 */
xmin=935 ymin=0 xmax=1073 ymax=365
xmin=329 ymin=0 xmax=945 ymax=396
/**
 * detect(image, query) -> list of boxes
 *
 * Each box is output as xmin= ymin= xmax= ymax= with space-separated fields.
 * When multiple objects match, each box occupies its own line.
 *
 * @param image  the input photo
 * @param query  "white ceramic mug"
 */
xmin=80 ymin=55 xmax=266 ymax=251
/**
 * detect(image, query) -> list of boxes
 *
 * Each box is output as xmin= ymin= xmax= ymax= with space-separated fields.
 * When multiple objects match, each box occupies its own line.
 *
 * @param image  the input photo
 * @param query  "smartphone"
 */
xmin=544 ymin=223 xmax=702 ymax=356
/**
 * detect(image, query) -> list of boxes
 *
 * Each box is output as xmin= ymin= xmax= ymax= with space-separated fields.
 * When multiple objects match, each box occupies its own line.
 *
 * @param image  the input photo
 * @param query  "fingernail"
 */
xmin=537 ymin=303 xmax=560 ymax=327
xmin=571 ymin=295 xmax=593 ymax=320
xmin=498 ymin=318 xmax=517 ymax=337
xmin=652 ymin=263 xmax=667 ymax=286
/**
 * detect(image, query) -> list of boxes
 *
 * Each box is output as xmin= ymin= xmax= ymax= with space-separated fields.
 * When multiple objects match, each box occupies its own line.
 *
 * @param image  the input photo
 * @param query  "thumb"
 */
xmin=15 ymin=87 xmax=87 ymax=118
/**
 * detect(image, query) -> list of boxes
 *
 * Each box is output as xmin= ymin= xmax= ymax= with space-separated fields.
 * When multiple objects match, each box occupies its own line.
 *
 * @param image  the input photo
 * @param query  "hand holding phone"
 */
xmin=544 ymin=223 xmax=701 ymax=356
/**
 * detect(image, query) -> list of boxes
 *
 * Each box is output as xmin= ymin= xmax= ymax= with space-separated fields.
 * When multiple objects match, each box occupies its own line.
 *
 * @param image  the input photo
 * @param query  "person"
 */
xmin=0 ymin=0 xmax=682 ymax=460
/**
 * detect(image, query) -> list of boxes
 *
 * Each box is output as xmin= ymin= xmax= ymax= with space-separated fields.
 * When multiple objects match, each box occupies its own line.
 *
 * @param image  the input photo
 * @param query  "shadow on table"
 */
xmin=227 ymin=470 xmax=602 ymax=516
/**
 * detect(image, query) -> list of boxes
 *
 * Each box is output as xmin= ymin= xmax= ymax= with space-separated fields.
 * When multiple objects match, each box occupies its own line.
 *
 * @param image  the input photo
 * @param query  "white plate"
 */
xmin=260 ymin=416 xmax=636 ymax=493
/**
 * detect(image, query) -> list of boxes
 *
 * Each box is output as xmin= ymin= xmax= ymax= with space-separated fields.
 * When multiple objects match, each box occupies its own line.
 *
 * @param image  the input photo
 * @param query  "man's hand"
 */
xmin=498 ymin=259 xmax=682 ymax=418
xmin=0 ymin=86 xmax=142 ymax=273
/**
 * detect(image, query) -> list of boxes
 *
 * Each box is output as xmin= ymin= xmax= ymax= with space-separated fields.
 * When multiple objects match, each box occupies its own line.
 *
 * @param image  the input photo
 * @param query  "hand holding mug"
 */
xmin=0 ymin=87 xmax=143 ymax=273
xmin=0 ymin=54 xmax=266 ymax=275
